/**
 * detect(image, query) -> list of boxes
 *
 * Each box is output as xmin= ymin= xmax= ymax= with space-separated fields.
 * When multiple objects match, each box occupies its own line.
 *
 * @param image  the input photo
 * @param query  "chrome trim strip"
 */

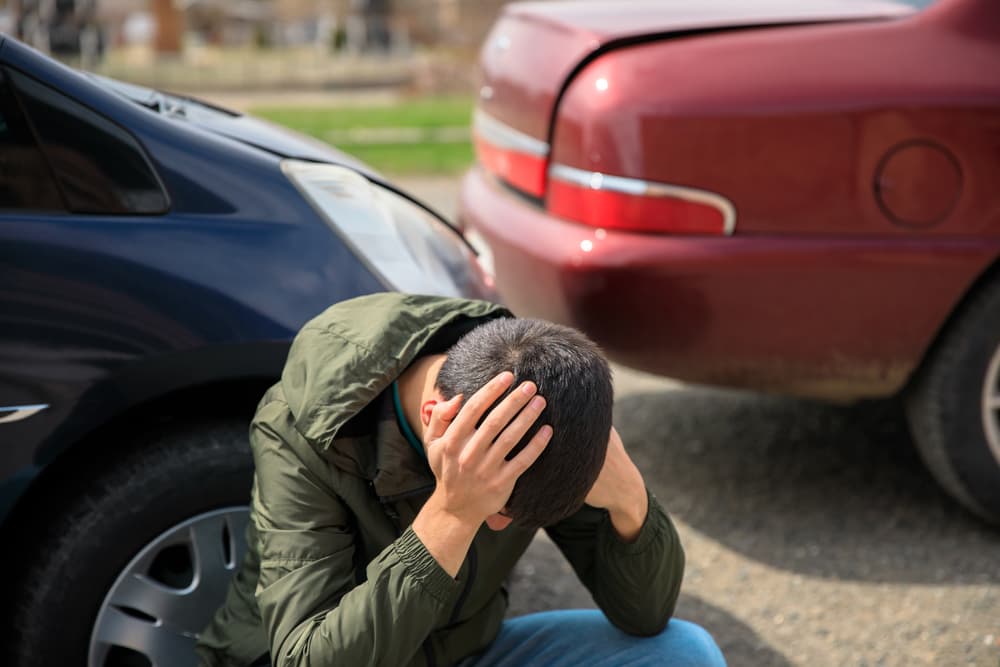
xmin=473 ymin=110 xmax=550 ymax=158
xmin=0 ymin=404 xmax=50 ymax=425
xmin=548 ymin=163 xmax=737 ymax=235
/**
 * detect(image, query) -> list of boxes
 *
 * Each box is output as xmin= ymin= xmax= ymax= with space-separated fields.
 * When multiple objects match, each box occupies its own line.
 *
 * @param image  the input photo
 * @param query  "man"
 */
xmin=197 ymin=293 xmax=725 ymax=666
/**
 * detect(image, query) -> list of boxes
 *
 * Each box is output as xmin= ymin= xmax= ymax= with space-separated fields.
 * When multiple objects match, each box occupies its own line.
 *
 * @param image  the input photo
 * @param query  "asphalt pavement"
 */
xmin=402 ymin=177 xmax=1000 ymax=667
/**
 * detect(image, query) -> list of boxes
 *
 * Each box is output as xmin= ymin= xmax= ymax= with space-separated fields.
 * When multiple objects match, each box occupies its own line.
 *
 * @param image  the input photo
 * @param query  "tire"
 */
xmin=906 ymin=276 xmax=1000 ymax=525
xmin=11 ymin=421 xmax=253 ymax=667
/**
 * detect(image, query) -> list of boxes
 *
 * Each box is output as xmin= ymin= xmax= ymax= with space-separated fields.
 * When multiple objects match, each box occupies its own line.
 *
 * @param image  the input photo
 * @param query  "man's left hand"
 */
xmin=584 ymin=427 xmax=649 ymax=542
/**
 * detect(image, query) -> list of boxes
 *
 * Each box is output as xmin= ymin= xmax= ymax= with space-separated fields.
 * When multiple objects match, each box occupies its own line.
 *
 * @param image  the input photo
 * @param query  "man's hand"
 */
xmin=412 ymin=371 xmax=552 ymax=576
xmin=585 ymin=427 xmax=648 ymax=542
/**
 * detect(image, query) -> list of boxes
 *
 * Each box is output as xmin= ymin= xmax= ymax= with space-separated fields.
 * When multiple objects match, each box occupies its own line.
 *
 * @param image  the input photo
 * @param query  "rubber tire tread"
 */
xmin=906 ymin=276 xmax=1000 ymax=524
xmin=10 ymin=421 xmax=253 ymax=667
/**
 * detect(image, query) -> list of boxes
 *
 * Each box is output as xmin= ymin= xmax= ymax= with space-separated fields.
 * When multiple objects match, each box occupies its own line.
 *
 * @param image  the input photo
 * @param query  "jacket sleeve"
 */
xmin=544 ymin=489 xmax=685 ymax=636
xmin=250 ymin=399 xmax=461 ymax=667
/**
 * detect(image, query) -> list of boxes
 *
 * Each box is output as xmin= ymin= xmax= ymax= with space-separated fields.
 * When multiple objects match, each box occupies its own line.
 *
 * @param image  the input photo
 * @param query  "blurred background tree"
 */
xmin=2 ymin=0 xmax=523 ymax=175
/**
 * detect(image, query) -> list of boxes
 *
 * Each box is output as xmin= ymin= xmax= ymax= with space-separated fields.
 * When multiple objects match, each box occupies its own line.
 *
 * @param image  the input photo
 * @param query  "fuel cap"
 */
xmin=874 ymin=140 xmax=961 ymax=228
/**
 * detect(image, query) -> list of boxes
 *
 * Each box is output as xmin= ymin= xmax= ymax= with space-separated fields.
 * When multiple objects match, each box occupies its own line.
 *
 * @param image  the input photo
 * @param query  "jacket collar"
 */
xmin=323 ymin=391 xmax=436 ymax=500
xmin=372 ymin=395 xmax=435 ymax=499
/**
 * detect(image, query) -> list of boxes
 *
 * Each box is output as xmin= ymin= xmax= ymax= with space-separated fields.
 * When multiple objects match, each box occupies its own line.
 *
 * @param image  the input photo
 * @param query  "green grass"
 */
xmin=340 ymin=142 xmax=474 ymax=174
xmin=251 ymin=97 xmax=474 ymax=131
xmin=250 ymin=97 xmax=475 ymax=175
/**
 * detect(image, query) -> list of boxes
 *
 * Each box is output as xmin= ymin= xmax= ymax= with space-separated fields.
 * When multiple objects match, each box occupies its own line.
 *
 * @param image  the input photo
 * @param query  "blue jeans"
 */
xmin=249 ymin=611 xmax=726 ymax=667
xmin=458 ymin=610 xmax=727 ymax=667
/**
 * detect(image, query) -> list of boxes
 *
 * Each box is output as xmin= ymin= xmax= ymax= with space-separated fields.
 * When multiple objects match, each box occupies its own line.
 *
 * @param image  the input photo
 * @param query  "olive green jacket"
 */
xmin=196 ymin=293 xmax=685 ymax=667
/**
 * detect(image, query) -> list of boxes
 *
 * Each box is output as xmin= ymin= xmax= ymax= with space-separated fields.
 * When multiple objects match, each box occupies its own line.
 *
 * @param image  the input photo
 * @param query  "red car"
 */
xmin=459 ymin=0 xmax=1000 ymax=522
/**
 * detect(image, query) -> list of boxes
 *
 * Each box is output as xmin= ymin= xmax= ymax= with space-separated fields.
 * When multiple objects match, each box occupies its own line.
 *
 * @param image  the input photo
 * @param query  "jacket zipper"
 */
xmin=422 ymin=639 xmax=437 ymax=667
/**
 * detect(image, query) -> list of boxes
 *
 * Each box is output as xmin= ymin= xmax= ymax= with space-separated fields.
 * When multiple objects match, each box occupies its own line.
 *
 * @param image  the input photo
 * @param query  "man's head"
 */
xmin=433 ymin=317 xmax=613 ymax=530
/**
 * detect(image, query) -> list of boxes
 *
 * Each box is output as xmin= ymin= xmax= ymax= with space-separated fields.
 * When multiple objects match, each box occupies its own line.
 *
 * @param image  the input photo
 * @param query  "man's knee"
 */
xmin=653 ymin=619 xmax=727 ymax=667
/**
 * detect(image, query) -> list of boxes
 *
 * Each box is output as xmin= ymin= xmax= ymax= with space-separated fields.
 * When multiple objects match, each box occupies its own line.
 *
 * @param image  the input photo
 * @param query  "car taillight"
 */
xmin=546 ymin=164 xmax=736 ymax=236
xmin=473 ymin=110 xmax=549 ymax=197
xmin=472 ymin=111 xmax=735 ymax=235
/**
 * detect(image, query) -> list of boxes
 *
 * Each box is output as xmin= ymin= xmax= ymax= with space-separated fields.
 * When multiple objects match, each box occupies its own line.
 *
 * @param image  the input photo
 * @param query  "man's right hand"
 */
xmin=412 ymin=371 xmax=552 ymax=576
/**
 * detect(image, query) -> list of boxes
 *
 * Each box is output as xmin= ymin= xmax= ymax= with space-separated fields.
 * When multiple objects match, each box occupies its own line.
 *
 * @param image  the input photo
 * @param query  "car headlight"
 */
xmin=282 ymin=159 xmax=494 ymax=299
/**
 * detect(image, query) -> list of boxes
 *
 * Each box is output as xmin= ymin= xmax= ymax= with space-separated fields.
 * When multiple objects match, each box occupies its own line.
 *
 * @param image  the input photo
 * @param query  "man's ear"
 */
xmin=420 ymin=399 xmax=438 ymax=427
xmin=421 ymin=384 xmax=449 ymax=428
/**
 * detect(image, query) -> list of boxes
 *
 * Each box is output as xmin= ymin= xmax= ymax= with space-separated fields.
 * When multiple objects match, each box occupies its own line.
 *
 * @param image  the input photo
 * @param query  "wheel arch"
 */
xmin=0 ymin=374 xmax=274 ymax=574
xmin=905 ymin=249 xmax=1000 ymax=396
xmin=0 ymin=372 xmax=274 ymax=658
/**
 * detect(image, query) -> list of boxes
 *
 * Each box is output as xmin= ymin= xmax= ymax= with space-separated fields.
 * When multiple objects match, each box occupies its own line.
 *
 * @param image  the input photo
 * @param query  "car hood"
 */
xmin=86 ymin=74 xmax=377 ymax=176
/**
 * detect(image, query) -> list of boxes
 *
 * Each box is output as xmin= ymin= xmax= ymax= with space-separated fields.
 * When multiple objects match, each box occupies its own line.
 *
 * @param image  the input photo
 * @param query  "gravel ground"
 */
xmin=508 ymin=367 xmax=1000 ymax=667
xmin=401 ymin=177 xmax=1000 ymax=667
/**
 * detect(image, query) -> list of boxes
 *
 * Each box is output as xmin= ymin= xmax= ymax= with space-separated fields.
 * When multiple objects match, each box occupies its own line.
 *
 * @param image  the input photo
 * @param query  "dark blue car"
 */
xmin=0 ymin=34 xmax=492 ymax=667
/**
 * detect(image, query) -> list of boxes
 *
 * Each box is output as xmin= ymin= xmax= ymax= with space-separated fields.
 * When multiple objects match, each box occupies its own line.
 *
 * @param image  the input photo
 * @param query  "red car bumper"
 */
xmin=460 ymin=167 xmax=1000 ymax=401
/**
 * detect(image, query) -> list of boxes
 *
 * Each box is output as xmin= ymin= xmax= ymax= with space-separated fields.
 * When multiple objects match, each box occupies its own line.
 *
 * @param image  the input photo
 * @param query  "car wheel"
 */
xmin=11 ymin=421 xmax=253 ymax=667
xmin=906 ymin=277 xmax=1000 ymax=524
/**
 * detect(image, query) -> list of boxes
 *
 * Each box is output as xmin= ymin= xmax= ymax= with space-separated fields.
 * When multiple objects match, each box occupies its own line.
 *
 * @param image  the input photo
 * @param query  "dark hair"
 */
xmin=435 ymin=317 xmax=613 ymax=529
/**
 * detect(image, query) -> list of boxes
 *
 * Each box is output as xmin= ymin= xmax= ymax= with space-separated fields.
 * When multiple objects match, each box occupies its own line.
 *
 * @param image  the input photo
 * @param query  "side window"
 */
xmin=6 ymin=68 xmax=169 ymax=214
xmin=0 ymin=70 xmax=65 ymax=211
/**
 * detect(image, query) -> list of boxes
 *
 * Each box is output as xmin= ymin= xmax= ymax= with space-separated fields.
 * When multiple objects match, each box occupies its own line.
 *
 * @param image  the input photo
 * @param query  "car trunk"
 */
xmin=477 ymin=0 xmax=913 ymax=146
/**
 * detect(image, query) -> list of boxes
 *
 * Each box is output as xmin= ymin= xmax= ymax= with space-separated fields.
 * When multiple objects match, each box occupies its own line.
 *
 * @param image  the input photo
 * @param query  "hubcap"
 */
xmin=89 ymin=507 xmax=249 ymax=667
xmin=984 ymin=343 xmax=1000 ymax=465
